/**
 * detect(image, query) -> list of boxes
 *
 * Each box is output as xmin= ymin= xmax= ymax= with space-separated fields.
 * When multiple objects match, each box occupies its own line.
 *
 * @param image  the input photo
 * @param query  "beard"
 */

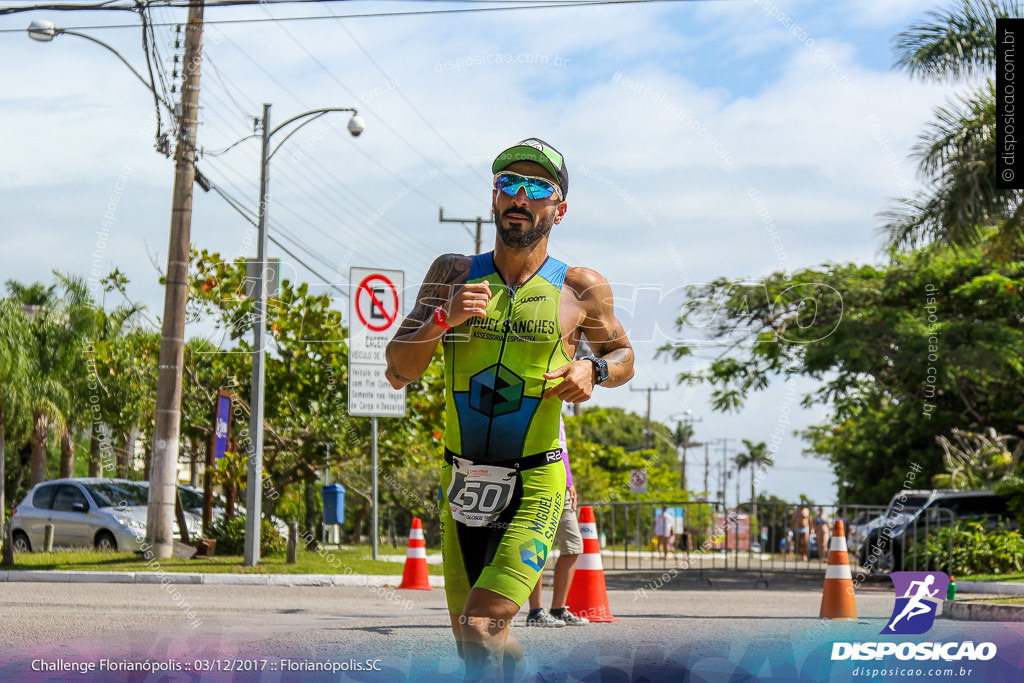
xmin=495 ymin=206 xmax=555 ymax=249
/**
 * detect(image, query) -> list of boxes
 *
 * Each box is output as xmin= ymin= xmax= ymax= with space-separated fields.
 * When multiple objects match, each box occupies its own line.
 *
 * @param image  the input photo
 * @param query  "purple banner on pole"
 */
xmin=214 ymin=394 xmax=231 ymax=463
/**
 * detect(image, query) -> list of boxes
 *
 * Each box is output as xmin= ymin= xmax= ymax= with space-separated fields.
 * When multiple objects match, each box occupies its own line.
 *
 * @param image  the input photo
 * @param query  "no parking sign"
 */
xmin=629 ymin=469 xmax=648 ymax=494
xmin=348 ymin=267 xmax=406 ymax=417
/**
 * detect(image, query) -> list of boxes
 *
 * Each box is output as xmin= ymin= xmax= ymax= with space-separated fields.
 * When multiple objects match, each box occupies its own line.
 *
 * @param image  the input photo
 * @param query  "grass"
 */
xmin=5 ymin=545 xmax=444 ymax=575
xmin=961 ymin=597 xmax=1024 ymax=606
xmin=958 ymin=572 xmax=1024 ymax=582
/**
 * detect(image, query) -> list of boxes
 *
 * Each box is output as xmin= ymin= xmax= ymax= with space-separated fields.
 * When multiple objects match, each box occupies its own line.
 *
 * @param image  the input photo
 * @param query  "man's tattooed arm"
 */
xmin=386 ymin=346 xmax=418 ymax=386
xmin=384 ymin=253 xmax=471 ymax=389
xmin=568 ymin=266 xmax=635 ymax=388
xmin=393 ymin=254 xmax=470 ymax=336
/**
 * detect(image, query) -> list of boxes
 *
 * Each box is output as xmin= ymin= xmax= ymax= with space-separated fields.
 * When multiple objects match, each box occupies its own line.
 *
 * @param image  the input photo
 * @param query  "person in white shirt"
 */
xmin=655 ymin=506 xmax=674 ymax=559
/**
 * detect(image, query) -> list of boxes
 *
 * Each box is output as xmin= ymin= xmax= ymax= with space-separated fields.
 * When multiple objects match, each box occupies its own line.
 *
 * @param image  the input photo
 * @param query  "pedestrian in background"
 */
xmin=790 ymin=503 xmax=810 ymax=562
xmin=527 ymin=416 xmax=590 ymax=627
xmin=814 ymin=506 xmax=831 ymax=560
xmin=655 ymin=506 xmax=674 ymax=559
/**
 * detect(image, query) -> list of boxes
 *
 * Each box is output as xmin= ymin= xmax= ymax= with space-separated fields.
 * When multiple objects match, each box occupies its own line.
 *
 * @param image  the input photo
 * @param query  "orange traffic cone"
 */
xmin=819 ymin=520 xmax=857 ymax=619
xmin=398 ymin=518 xmax=432 ymax=590
xmin=564 ymin=506 xmax=618 ymax=623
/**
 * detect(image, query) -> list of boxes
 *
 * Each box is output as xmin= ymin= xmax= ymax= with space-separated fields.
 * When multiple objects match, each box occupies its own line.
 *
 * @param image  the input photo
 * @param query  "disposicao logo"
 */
xmin=883 ymin=571 xmax=948 ymax=635
xmin=831 ymin=571 xmax=997 ymax=663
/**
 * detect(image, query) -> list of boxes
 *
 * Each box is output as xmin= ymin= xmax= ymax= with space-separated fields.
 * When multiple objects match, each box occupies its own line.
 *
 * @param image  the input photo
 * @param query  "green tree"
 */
xmin=669 ymin=419 xmax=701 ymax=493
xmin=92 ymin=327 xmax=159 ymax=478
xmin=565 ymin=406 xmax=684 ymax=505
xmin=185 ymin=249 xmax=448 ymax=545
xmin=885 ymin=1 xmax=1024 ymax=257
xmin=661 ymin=243 xmax=1024 ymax=502
xmin=6 ymin=280 xmax=69 ymax=486
xmin=931 ymin=427 xmax=1022 ymax=488
xmin=0 ymin=300 xmax=32 ymax=534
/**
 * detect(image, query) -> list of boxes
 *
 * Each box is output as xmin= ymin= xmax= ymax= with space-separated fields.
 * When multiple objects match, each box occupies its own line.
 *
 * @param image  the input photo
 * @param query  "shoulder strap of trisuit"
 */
xmin=467 ymin=251 xmax=496 ymax=281
xmin=534 ymin=256 xmax=568 ymax=290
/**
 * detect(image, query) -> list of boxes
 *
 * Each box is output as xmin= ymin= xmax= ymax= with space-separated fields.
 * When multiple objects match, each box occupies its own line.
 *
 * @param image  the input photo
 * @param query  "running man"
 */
xmin=886 ymin=574 xmax=939 ymax=632
xmin=385 ymin=138 xmax=634 ymax=679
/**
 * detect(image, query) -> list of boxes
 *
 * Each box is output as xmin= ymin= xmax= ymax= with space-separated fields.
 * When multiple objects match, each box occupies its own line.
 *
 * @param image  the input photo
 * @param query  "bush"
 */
xmin=209 ymin=515 xmax=286 ymax=556
xmin=906 ymin=521 xmax=1024 ymax=576
xmin=995 ymin=476 xmax=1024 ymax=530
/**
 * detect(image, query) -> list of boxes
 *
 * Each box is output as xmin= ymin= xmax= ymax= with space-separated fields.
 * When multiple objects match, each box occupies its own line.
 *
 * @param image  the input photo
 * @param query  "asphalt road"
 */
xmin=0 ymin=572 xmax=1019 ymax=682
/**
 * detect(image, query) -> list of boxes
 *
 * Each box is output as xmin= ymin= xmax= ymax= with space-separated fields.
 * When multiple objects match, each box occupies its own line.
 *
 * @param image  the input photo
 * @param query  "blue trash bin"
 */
xmin=321 ymin=484 xmax=346 ymax=526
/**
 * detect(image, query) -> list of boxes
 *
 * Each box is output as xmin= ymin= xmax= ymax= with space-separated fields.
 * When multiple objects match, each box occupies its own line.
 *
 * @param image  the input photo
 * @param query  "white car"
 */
xmin=10 ymin=478 xmax=202 ymax=553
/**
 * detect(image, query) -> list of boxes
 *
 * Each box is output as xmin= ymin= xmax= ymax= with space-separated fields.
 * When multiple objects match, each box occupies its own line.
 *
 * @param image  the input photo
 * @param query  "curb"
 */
xmin=0 ymin=570 xmax=445 ymax=588
xmin=943 ymin=599 xmax=1024 ymax=622
xmin=957 ymin=581 xmax=1024 ymax=596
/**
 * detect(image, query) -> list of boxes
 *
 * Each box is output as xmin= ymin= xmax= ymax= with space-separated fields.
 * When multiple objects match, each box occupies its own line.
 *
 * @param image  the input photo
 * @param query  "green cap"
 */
xmin=492 ymin=138 xmax=568 ymax=197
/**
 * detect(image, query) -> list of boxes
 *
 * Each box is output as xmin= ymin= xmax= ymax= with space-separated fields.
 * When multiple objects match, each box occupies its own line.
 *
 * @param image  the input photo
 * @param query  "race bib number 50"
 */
xmin=447 ymin=457 xmax=517 ymax=527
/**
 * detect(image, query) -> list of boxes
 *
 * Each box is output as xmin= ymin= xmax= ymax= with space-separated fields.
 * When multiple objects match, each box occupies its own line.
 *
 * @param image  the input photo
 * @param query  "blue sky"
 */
xmin=0 ymin=0 xmax=971 ymax=505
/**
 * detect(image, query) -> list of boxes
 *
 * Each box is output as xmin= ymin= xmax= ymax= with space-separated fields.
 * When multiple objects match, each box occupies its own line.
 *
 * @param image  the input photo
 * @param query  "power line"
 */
xmin=206 ymin=178 xmax=352 ymax=299
xmin=203 ymin=52 xmax=254 ymax=121
xmin=211 ymin=29 xmax=452 ymax=217
xmin=256 ymin=2 xmax=482 ymax=205
xmin=0 ymin=1 xmax=697 ymax=29
xmin=330 ymin=11 xmax=488 ymax=185
xmin=196 ymin=108 xmax=434 ymax=272
xmin=192 ymin=44 xmax=447 ymax=270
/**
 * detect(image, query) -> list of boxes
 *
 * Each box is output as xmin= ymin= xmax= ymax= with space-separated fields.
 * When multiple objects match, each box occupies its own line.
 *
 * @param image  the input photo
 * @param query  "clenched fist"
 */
xmin=542 ymin=360 xmax=597 ymax=403
xmin=443 ymin=281 xmax=492 ymax=328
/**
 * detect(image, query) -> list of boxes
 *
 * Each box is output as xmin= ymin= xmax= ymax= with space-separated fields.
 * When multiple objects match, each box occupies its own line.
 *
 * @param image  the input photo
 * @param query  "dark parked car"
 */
xmin=858 ymin=489 xmax=1016 ymax=573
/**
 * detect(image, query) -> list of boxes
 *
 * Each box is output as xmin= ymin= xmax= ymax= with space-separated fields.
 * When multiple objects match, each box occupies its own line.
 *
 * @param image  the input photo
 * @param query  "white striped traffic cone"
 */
xmin=564 ymin=506 xmax=618 ymax=622
xmin=398 ymin=518 xmax=432 ymax=590
xmin=819 ymin=520 xmax=857 ymax=619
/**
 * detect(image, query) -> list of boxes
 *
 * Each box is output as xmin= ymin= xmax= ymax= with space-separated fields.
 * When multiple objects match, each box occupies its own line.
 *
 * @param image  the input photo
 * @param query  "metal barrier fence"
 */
xmin=582 ymin=501 xmax=952 ymax=574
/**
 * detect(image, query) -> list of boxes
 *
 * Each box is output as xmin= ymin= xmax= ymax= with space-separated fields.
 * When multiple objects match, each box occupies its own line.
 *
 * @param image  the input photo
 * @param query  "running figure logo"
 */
xmin=882 ymin=571 xmax=949 ymax=635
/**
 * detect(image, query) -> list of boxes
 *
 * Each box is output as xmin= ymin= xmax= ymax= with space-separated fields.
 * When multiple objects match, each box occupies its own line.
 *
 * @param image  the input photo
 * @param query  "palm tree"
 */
xmin=6 ymin=280 xmax=70 ymax=486
xmin=50 ymin=273 xmax=104 ymax=479
xmin=734 ymin=439 xmax=774 ymax=531
xmin=670 ymin=420 xmax=700 ymax=492
xmin=884 ymin=1 xmax=1024 ymax=256
xmin=0 ymin=299 xmax=33 ymax=555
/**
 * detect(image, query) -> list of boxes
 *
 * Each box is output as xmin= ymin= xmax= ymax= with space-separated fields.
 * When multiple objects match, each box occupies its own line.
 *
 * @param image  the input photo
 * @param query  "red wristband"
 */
xmin=433 ymin=305 xmax=453 ymax=331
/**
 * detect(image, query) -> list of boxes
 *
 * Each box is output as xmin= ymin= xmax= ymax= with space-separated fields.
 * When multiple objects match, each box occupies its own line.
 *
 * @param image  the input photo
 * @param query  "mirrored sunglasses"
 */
xmin=493 ymin=172 xmax=562 ymax=201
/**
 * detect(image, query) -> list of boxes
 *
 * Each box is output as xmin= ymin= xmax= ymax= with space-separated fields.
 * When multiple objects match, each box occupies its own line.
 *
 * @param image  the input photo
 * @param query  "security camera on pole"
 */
xmin=244 ymin=104 xmax=365 ymax=567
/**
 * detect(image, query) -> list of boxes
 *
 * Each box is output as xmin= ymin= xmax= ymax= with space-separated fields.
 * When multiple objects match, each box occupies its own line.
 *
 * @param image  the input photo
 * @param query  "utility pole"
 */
xmin=439 ymin=207 xmax=491 ymax=255
xmin=148 ymin=1 xmax=204 ymax=560
xmin=631 ymin=385 xmax=669 ymax=450
xmin=703 ymin=442 xmax=710 ymax=497
xmin=719 ymin=438 xmax=735 ymax=508
xmin=677 ymin=411 xmax=702 ymax=493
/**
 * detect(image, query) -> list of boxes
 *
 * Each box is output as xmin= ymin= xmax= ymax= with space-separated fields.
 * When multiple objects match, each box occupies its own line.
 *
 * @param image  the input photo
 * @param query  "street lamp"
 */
xmin=28 ymin=10 xmax=205 ymax=562
xmin=244 ymin=103 xmax=363 ymax=566
xmin=27 ymin=19 xmax=175 ymax=156
xmin=29 ymin=20 xmax=161 ymax=97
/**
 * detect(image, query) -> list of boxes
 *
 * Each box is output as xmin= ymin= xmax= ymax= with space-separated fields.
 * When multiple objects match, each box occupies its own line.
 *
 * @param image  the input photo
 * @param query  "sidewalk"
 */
xmin=0 ymin=569 xmax=445 ymax=587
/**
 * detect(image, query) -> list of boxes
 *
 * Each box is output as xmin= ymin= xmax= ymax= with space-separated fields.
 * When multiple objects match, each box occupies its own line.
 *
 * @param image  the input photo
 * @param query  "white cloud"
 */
xmin=0 ymin=1 xmax=970 ymax=503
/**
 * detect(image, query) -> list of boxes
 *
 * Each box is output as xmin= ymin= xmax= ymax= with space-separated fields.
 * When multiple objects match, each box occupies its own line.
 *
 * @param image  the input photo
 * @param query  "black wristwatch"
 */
xmin=584 ymin=356 xmax=609 ymax=384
